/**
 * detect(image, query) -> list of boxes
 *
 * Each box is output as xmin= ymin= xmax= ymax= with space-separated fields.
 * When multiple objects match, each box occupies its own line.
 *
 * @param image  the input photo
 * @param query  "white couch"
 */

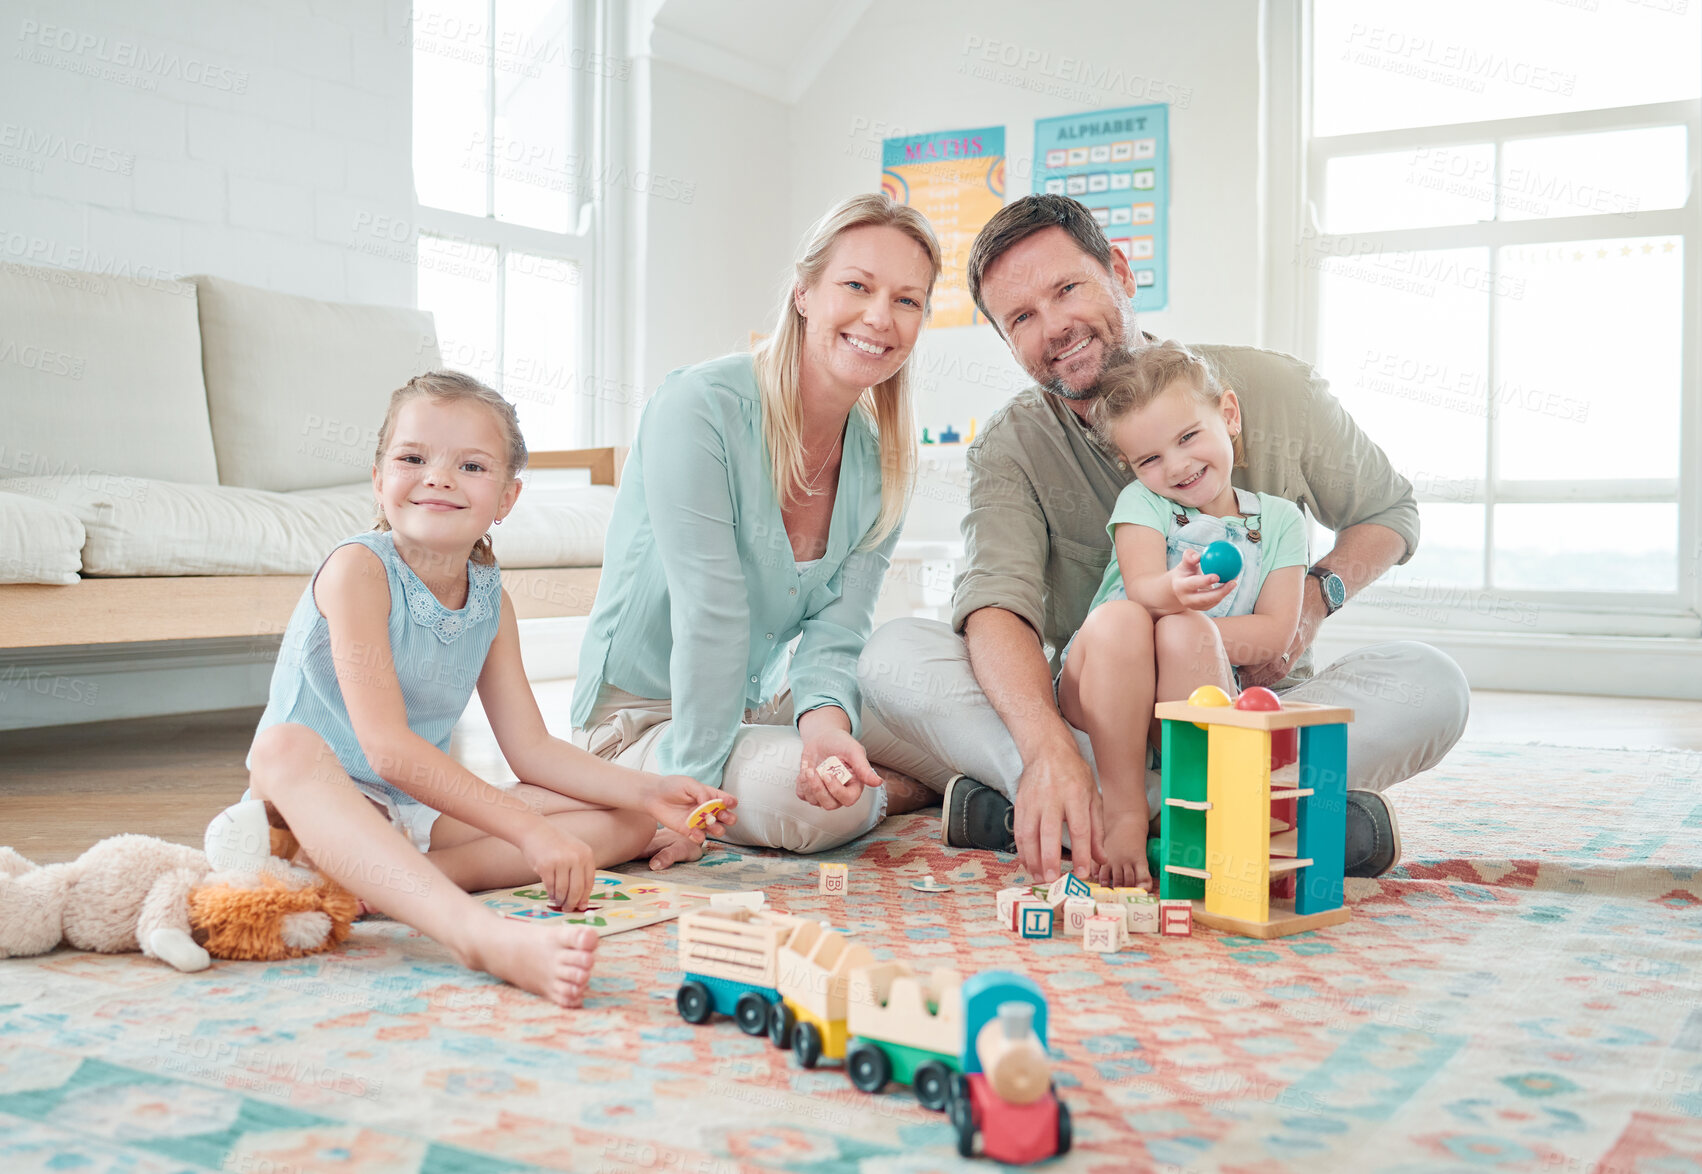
xmin=0 ymin=263 xmax=619 ymax=650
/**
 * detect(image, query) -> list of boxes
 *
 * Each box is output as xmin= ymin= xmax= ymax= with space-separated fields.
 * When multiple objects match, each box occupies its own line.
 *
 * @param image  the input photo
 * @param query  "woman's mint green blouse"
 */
xmin=570 ymin=353 xmax=901 ymax=786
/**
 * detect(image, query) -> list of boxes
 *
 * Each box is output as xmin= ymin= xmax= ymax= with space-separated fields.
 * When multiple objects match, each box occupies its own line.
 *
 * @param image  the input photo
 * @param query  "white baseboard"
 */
xmin=5 ymin=612 xmax=1692 ymax=732
xmin=1316 ymin=622 xmax=1702 ymax=701
xmin=0 ymin=617 xmax=591 ymax=732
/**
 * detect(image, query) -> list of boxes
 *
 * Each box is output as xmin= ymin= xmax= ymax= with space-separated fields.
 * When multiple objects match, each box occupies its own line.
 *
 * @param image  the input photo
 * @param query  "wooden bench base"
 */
xmin=0 ymin=447 xmax=621 ymax=652
xmin=0 ymin=567 xmax=602 ymax=650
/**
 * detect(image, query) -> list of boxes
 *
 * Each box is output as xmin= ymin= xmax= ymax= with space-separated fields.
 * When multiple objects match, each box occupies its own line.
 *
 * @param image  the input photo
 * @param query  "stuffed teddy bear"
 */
xmin=0 ymin=800 xmax=357 ymax=972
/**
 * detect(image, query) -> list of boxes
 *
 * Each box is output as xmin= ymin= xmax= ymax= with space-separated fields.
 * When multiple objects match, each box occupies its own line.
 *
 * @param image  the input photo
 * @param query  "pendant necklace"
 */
xmin=801 ymin=435 xmax=842 ymax=497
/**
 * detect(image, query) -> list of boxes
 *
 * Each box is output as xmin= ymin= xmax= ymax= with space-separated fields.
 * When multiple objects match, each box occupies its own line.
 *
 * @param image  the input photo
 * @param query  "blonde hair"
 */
xmin=1089 ymin=341 xmax=1246 ymax=468
xmin=753 ymin=193 xmax=941 ymax=548
xmin=371 ymin=371 xmax=528 ymax=565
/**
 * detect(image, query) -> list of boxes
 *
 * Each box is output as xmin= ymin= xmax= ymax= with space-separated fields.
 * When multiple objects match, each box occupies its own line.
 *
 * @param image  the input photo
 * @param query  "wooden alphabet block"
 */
xmin=1083 ymin=915 xmax=1124 ymax=953
xmin=1127 ymin=896 xmax=1160 ymax=935
xmin=1019 ymin=903 xmax=1054 ymax=938
xmin=1160 ymin=899 xmax=1193 ymax=936
xmin=1096 ymin=899 xmax=1126 ymax=927
xmin=996 ymin=886 xmax=1028 ymax=929
xmin=1047 ymin=873 xmax=1092 ymax=902
xmin=819 ymin=862 xmax=848 ymax=896
xmin=816 ymin=757 xmax=855 ymax=788
xmin=1062 ymin=896 xmax=1096 ymax=935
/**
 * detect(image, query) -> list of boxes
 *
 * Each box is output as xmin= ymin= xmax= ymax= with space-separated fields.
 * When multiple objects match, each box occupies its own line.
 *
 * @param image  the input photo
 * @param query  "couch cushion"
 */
xmin=0 ymin=478 xmax=613 ymax=576
xmin=492 ymin=483 xmax=616 ymax=569
xmin=191 ymin=275 xmax=442 ymax=493
xmin=0 ymin=489 xmax=85 ymax=584
xmin=0 ymin=263 xmax=219 ymax=485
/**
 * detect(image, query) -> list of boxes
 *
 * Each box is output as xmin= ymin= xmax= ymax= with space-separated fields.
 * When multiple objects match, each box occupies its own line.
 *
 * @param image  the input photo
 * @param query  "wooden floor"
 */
xmin=3 ymin=685 xmax=1700 ymax=864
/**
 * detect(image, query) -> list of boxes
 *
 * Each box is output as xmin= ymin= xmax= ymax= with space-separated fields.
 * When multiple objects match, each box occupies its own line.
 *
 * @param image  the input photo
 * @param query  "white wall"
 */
xmin=787 ymin=0 xmax=1264 ymax=438
xmin=639 ymin=59 xmax=792 ymax=391
xmin=0 ymin=0 xmax=415 ymax=305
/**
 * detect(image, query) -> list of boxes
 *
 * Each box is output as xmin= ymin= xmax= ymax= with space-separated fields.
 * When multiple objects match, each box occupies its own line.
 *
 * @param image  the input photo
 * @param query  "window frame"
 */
xmin=1274 ymin=0 xmax=1701 ymax=639
xmin=410 ymin=0 xmax=606 ymax=449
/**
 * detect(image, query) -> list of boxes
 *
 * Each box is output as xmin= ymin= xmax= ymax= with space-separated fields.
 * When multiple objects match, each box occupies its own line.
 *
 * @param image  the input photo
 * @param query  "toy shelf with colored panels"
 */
xmin=1153 ymin=686 xmax=1354 ymax=940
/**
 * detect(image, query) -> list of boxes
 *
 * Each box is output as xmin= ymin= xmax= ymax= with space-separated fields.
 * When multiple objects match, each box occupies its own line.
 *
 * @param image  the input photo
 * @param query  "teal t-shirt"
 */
xmin=1089 ymin=482 xmax=1309 ymax=614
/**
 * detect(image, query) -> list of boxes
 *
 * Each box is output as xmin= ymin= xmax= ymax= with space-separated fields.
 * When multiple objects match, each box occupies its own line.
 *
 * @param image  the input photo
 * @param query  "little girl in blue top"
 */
xmin=245 ymin=372 xmax=735 ymax=1007
xmin=1059 ymin=343 xmax=1309 ymax=888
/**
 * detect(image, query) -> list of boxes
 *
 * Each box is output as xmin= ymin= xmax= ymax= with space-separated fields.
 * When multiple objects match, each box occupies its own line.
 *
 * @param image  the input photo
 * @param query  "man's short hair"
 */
xmin=967 ymin=195 xmax=1116 ymax=330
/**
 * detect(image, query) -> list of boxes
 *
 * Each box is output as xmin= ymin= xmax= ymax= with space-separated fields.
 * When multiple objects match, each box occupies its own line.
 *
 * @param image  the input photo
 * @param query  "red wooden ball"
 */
xmin=1234 ymin=686 xmax=1282 ymax=711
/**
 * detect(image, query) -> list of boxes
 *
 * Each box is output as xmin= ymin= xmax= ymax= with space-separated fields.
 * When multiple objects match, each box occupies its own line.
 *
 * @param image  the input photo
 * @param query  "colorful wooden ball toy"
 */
xmin=1234 ymin=686 xmax=1282 ymax=711
xmin=1199 ymin=540 xmax=1242 ymax=582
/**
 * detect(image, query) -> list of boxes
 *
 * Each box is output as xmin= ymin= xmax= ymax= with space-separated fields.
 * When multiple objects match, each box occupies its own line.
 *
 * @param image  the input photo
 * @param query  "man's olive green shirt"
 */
xmin=952 ymin=344 xmax=1419 ymax=686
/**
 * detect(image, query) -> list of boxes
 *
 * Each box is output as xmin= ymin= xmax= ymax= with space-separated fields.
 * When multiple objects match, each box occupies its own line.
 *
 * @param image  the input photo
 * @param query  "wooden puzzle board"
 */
xmin=477 ymin=871 xmax=694 ymax=937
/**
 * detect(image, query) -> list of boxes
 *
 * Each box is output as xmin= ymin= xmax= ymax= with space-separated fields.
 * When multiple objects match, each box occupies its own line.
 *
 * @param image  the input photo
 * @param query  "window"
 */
xmin=1298 ymin=0 xmax=1701 ymax=634
xmin=409 ymin=0 xmax=594 ymax=450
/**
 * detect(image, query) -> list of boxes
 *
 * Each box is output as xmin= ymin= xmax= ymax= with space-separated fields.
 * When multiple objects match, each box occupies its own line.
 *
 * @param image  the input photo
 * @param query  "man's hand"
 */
xmin=1013 ymin=736 xmax=1104 ymax=883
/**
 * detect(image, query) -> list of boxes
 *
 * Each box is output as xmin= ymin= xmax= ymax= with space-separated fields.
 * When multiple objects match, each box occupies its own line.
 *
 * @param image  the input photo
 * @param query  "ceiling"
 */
xmin=646 ymin=0 xmax=872 ymax=104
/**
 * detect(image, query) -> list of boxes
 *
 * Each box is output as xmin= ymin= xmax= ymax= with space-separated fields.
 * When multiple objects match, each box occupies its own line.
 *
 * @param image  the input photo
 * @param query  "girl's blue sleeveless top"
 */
xmin=251 ymin=531 xmax=502 ymax=802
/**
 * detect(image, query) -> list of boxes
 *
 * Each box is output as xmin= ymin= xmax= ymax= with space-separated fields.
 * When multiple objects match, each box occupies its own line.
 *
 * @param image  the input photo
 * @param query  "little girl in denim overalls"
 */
xmin=1056 ymin=342 xmax=1311 ymax=889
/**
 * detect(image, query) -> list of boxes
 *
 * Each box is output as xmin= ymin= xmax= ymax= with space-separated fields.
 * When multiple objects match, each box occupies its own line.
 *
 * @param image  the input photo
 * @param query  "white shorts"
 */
xmin=240 ymin=782 xmax=440 ymax=854
xmin=355 ymin=781 xmax=441 ymax=853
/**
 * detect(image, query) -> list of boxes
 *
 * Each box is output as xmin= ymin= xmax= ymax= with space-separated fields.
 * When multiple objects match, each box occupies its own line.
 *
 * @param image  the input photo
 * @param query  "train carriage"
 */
xmin=673 ymin=907 xmax=801 ymax=1035
xmin=769 ymin=919 xmax=876 ymax=1066
xmin=843 ymin=962 xmax=965 ymax=1111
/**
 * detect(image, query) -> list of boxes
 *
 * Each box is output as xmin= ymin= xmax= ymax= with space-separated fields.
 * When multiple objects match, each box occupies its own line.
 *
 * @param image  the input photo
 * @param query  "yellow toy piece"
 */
xmin=1188 ymin=683 xmax=1234 ymax=730
xmin=685 ymin=798 xmax=730 ymax=832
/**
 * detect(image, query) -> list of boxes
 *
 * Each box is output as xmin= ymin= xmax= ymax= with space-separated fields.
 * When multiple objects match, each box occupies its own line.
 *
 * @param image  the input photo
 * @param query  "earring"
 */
xmin=494 ymin=518 xmax=503 ymax=525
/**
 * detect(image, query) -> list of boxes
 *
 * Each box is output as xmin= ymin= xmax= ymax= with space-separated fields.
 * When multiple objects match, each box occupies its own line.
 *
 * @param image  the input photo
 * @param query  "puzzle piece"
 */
xmin=685 ymin=798 xmax=730 ymax=832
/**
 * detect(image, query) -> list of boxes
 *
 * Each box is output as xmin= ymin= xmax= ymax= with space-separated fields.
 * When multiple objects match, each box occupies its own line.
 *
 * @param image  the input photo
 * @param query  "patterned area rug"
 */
xmin=2 ymin=741 xmax=1698 ymax=1174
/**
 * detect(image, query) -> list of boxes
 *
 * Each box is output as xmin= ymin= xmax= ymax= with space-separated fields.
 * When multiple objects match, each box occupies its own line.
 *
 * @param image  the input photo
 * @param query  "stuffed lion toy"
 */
xmin=0 ymin=800 xmax=357 ymax=972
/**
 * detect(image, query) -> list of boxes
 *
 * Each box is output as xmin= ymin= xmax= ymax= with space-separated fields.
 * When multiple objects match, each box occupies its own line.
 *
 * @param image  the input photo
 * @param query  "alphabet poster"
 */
xmin=1033 ymin=104 xmax=1168 ymax=312
xmin=881 ymin=126 xmax=1006 ymax=328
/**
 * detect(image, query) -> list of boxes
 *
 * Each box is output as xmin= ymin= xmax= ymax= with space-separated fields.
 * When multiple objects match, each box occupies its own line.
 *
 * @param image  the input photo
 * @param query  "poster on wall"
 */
xmin=1032 ymin=103 xmax=1168 ymax=312
xmin=880 ymin=126 xmax=1006 ymax=328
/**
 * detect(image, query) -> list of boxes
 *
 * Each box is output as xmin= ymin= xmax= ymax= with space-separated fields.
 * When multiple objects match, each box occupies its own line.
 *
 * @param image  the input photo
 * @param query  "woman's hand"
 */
xmin=519 ymin=820 xmax=596 ymax=911
xmin=796 ymin=707 xmax=880 ymax=811
xmin=1169 ymin=548 xmax=1238 ymax=613
xmin=643 ymin=775 xmax=738 ymax=841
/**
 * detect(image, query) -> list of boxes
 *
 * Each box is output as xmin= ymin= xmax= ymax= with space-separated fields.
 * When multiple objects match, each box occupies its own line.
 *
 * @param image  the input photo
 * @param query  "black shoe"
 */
xmin=1343 ymin=790 xmax=1402 ymax=878
xmin=941 ymin=774 xmax=1015 ymax=853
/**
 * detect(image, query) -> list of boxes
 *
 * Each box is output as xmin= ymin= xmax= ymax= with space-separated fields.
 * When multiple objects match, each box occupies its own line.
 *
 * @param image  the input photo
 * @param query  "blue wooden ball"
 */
xmin=1199 ymin=540 xmax=1242 ymax=582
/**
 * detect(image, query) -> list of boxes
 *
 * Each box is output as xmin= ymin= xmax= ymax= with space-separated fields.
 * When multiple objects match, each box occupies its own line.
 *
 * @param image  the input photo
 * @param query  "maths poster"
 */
xmin=1033 ymin=104 xmax=1168 ymax=312
xmin=881 ymin=126 xmax=1006 ymax=328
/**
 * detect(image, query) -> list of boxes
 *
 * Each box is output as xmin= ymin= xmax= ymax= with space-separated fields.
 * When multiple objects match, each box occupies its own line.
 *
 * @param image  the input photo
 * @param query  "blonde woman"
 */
xmin=571 ymin=194 xmax=943 ymax=865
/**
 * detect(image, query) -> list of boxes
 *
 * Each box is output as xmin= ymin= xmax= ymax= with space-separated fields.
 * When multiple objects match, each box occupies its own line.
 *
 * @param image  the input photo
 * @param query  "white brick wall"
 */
xmin=0 ymin=0 xmax=415 ymax=305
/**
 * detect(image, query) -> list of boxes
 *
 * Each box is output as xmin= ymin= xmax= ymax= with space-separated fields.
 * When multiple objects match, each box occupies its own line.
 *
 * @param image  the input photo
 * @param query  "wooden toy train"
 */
xmin=675 ymin=907 xmax=1071 ymax=1165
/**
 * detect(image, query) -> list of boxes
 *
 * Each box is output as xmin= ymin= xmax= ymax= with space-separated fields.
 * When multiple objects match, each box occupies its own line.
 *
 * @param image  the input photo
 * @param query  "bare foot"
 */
xmin=460 ymin=914 xmax=598 ymax=1007
xmin=874 ymin=765 xmax=940 ymax=816
xmin=645 ymin=826 xmax=705 ymax=871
